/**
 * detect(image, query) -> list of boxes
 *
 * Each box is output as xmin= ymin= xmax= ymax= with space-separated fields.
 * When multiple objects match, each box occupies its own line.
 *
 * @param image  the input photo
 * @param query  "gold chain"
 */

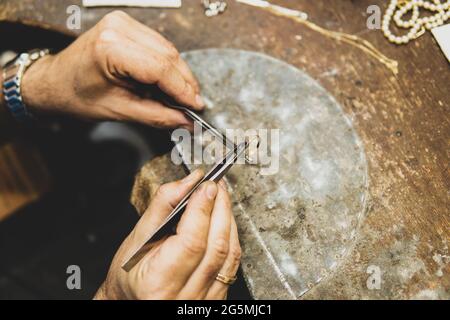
xmin=237 ymin=0 xmax=399 ymax=75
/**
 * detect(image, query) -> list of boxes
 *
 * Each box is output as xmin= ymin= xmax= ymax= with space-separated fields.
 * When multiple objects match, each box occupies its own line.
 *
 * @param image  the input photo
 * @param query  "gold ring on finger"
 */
xmin=215 ymin=273 xmax=237 ymax=285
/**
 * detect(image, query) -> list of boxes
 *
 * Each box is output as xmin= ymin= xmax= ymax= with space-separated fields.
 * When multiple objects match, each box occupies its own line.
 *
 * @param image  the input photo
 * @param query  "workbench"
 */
xmin=0 ymin=0 xmax=448 ymax=299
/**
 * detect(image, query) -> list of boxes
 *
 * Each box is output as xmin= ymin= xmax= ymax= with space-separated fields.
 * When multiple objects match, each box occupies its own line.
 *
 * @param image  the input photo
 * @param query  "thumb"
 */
xmin=175 ymin=181 xmax=218 ymax=247
xmin=131 ymin=169 xmax=204 ymax=245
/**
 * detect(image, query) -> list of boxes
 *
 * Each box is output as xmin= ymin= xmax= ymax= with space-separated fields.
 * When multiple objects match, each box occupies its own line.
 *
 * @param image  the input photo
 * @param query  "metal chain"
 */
xmin=202 ymin=0 xmax=227 ymax=17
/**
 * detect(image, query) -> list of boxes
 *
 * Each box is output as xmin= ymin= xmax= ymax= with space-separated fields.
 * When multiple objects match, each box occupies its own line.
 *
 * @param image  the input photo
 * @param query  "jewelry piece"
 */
xmin=238 ymin=0 xmax=399 ymax=75
xmin=202 ymin=0 xmax=227 ymax=17
xmin=2 ymin=48 xmax=49 ymax=122
xmin=215 ymin=273 xmax=237 ymax=285
xmin=382 ymin=0 xmax=450 ymax=44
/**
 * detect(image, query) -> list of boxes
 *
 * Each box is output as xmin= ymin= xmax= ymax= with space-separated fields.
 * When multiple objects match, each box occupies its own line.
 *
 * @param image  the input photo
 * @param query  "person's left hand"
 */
xmin=95 ymin=170 xmax=242 ymax=300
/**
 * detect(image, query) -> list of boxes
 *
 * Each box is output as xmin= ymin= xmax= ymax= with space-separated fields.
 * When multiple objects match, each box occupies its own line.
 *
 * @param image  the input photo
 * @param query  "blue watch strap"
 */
xmin=2 ymin=49 xmax=49 ymax=122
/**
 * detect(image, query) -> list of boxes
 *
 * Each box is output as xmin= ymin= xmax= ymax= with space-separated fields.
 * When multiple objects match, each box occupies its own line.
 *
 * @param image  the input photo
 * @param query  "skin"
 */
xmin=1 ymin=11 xmax=241 ymax=299
xmin=3 ymin=10 xmax=205 ymax=130
xmin=95 ymin=170 xmax=241 ymax=300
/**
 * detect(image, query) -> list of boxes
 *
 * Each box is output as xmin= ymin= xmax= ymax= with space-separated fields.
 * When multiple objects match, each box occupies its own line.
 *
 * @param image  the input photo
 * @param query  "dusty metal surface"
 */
xmin=132 ymin=49 xmax=369 ymax=299
xmin=176 ymin=49 xmax=369 ymax=299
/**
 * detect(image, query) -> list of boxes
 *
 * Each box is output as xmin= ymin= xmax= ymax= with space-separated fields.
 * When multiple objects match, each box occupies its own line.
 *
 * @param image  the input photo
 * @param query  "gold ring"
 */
xmin=215 ymin=273 xmax=237 ymax=285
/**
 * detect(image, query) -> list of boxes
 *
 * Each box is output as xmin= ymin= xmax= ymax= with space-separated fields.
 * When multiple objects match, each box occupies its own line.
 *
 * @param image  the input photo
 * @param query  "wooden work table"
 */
xmin=0 ymin=0 xmax=448 ymax=299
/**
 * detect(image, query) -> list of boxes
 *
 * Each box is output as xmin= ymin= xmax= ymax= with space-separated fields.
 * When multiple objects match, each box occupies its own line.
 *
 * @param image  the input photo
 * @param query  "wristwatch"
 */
xmin=2 ymin=48 xmax=49 ymax=122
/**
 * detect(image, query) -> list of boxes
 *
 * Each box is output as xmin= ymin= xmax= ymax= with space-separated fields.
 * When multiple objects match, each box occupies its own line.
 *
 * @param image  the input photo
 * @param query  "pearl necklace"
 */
xmin=202 ymin=0 xmax=227 ymax=17
xmin=382 ymin=0 xmax=450 ymax=44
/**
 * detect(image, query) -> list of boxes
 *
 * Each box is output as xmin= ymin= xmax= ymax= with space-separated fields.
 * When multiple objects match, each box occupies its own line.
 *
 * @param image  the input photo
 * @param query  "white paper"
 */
xmin=431 ymin=23 xmax=450 ymax=62
xmin=82 ymin=0 xmax=182 ymax=8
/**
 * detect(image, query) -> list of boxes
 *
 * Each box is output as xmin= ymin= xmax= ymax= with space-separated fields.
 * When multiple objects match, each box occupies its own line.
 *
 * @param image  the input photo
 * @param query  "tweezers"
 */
xmin=122 ymin=140 xmax=250 ymax=272
xmin=161 ymin=97 xmax=251 ymax=162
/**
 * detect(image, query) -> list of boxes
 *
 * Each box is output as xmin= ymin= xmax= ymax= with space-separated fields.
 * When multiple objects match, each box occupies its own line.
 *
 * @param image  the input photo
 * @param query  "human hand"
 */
xmin=94 ymin=169 xmax=242 ymax=300
xmin=21 ymin=11 xmax=204 ymax=129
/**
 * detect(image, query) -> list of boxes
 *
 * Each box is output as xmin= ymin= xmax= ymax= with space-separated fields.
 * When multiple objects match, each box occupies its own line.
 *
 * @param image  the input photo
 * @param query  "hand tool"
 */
xmin=160 ymin=95 xmax=252 ymax=163
xmin=122 ymin=138 xmax=253 ymax=271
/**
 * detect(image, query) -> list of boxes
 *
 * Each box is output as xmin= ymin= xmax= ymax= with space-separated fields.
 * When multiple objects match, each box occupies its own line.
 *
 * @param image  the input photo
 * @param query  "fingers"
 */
xmin=174 ymin=58 xmax=201 ymax=95
xmin=175 ymin=181 xmax=218 ymax=254
xmin=95 ymin=11 xmax=204 ymax=111
xmin=112 ymin=12 xmax=201 ymax=95
xmin=205 ymin=214 xmax=242 ymax=300
xmin=177 ymin=185 xmax=233 ymax=299
xmin=129 ymin=169 xmax=204 ymax=247
xmin=113 ymin=94 xmax=193 ymax=129
xmin=147 ymin=181 xmax=218 ymax=292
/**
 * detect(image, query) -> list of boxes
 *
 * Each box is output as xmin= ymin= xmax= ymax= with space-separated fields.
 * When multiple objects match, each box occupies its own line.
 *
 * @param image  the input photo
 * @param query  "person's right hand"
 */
xmin=21 ymin=10 xmax=204 ymax=130
xmin=94 ymin=169 xmax=242 ymax=300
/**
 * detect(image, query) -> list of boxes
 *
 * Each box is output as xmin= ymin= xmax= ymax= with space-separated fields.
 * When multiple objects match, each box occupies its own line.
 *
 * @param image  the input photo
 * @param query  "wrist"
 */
xmin=21 ymin=54 xmax=55 ymax=114
xmin=93 ymin=279 xmax=127 ymax=300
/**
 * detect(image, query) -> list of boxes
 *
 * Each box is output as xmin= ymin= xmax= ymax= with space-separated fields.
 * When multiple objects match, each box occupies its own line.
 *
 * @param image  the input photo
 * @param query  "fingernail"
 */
xmin=195 ymin=94 xmax=205 ymax=108
xmin=218 ymin=179 xmax=227 ymax=190
xmin=205 ymin=182 xmax=217 ymax=200
xmin=183 ymin=169 xmax=202 ymax=183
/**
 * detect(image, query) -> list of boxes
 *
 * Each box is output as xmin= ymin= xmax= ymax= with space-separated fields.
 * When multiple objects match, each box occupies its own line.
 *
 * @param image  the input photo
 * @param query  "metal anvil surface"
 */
xmin=131 ymin=49 xmax=368 ymax=299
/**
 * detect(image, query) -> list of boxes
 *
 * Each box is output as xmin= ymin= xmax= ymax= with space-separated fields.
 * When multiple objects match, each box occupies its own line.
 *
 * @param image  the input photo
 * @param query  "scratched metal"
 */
xmin=180 ymin=49 xmax=369 ymax=299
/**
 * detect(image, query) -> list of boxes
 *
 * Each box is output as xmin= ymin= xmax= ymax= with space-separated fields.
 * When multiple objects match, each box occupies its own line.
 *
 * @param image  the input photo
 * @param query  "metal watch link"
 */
xmin=2 ymin=48 xmax=50 ymax=122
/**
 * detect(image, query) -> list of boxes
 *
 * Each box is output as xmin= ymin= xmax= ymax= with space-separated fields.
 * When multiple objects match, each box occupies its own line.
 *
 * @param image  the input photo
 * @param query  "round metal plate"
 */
xmin=182 ymin=49 xmax=369 ymax=299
